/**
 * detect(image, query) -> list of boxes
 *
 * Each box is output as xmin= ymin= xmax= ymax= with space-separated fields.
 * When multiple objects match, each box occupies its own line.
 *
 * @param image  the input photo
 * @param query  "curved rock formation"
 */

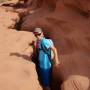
xmin=0 ymin=6 xmax=19 ymax=29
xmin=0 ymin=29 xmax=42 ymax=90
xmin=0 ymin=0 xmax=90 ymax=90
xmin=21 ymin=0 xmax=90 ymax=90
xmin=0 ymin=5 xmax=42 ymax=90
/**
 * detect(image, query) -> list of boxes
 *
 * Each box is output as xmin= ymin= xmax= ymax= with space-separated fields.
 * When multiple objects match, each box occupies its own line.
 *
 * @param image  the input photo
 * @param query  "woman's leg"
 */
xmin=39 ymin=68 xmax=52 ymax=90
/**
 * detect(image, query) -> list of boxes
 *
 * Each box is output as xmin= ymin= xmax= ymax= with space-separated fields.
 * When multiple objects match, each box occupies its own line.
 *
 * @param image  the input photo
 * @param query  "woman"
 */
xmin=33 ymin=27 xmax=60 ymax=90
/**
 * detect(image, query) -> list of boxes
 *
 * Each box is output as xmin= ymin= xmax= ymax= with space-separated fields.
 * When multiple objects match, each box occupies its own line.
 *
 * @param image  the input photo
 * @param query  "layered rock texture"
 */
xmin=21 ymin=0 xmax=90 ymax=90
xmin=0 ymin=4 xmax=42 ymax=90
xmin=0 ymin=0 xmax=90 ymax=90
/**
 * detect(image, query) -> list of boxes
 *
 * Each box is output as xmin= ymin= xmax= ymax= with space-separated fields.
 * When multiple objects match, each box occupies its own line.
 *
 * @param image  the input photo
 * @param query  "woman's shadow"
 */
xmin=10 ymin=52 xmax=31 ymax=61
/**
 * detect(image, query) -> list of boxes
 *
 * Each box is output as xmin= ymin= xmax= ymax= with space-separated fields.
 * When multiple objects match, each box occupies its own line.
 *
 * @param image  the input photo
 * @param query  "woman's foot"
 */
xmin=43 ymin=86 xmax=51 ymax=90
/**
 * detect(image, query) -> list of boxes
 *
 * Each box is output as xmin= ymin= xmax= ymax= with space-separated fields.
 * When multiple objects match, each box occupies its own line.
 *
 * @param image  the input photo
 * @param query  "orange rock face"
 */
xmin=0 ymin=29 xmax=43 ymax=90
xmin=0 ymin=4 xmax=42 ymax=90
xmin=64 ymin=0 xmax=90 ymax=12
xmin=0 ymin=0 xmax=90 ymax=90
xmin=21 ymin=0 xmax=90 ymax=90
xmin=0 ymin=7 xmax=19 ymax=29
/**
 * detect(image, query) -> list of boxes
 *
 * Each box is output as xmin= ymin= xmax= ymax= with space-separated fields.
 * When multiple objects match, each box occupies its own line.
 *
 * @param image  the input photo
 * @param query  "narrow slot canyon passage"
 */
xmin=0 ymin=0 xmax=90 ymax=90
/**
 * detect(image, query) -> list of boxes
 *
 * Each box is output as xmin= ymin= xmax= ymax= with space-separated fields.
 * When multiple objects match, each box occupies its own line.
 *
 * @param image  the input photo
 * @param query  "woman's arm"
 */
xmin=51 ymin=46 xmax=60 ymax=65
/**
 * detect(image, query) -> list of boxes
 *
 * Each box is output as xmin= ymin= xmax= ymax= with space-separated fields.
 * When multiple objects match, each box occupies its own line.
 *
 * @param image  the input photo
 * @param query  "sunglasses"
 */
xmin=35 ymin=33 xmax=41 ymax=36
